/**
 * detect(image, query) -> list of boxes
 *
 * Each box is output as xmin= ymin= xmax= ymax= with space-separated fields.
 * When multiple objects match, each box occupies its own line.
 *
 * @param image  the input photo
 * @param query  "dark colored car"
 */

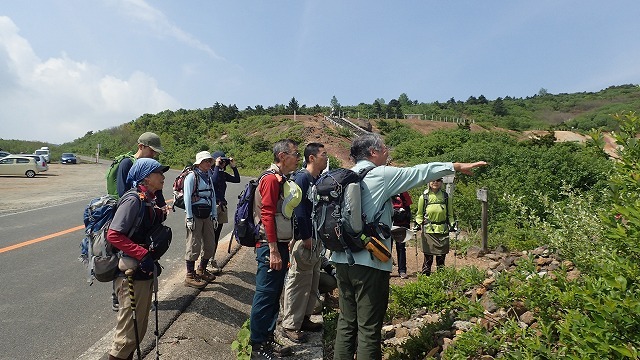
xmin=60 ymin=153 xmax=77 ymax=164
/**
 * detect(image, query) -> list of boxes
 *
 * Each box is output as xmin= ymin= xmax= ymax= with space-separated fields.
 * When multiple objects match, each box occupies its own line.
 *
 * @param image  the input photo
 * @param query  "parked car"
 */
xmin=0 ymin=151 xmax=10 ymax=158
xmin=0 ymin=156 xmax=40 ymax=177
xmin=60 ymin=153 xmax=77 ymax=164
xmin=9 ymin=154 xmax=49 ymax=172
xmin=34 ymin=147 xmax=50 ymax=163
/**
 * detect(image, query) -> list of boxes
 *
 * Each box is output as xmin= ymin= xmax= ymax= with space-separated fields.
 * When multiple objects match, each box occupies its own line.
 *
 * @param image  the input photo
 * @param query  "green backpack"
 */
xmin=106 ymin=151 xmax=135 ymax=198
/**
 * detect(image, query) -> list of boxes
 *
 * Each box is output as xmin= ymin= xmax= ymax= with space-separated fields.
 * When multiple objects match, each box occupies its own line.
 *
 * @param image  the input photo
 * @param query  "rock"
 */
xmin=426 ymin=346 xmax=440 ymax=358
xmin=485 ymin=253 xmax=501 ymax=261
xmin=467 ymin=246 xmax=484 ymax=258
xmin=481 ymin=294 xmax=498 ymax=313
xmin=394 ymin=327 xmax=409 ymax=338
xmin=453 ymin=320 xmax=473 ymax=331
xmin=536 ymin=257 xmax=552 ymax=266
xmin=488 ymin=261 xmax=501 ymax=269
xmin=567 ymin=269 xmax=581 ymax=281
xmin=512 ymin=300 xmax=527 ymax=315
xmin=476 ymin=287 xmax=487 ymax=296
xmin=520 ymin=311 xmax=535 ymax=325
xmin=442 ymin=337 xmax=454 ymax=352
xmin=494 ymin=244 xmax=509 ymax=253
xmin=502 ymin=256 xmax=519 ymax=267
xmin=482 ymin=277 xmax=496 ymax=287
xmin=562 ymin=260 xmax=575 ymax=270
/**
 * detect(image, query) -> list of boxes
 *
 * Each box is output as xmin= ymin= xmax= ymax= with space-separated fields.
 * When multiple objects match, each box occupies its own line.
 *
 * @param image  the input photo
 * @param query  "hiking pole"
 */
xmin=152 ymin=265 xmax=160 ymax=360
xmin=227 ymin=233 xmax=233 ymax=254
xmin=125 ymin=269 xmax=143 ymax=360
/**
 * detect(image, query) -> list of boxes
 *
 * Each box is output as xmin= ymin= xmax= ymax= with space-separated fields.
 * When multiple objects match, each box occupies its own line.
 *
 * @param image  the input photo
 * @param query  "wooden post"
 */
xmin=476 ymin=188 xmax=488 ymax=252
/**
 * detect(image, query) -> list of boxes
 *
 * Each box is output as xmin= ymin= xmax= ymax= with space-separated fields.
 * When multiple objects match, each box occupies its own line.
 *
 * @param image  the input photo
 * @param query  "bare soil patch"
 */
xmin=0 ymin=162 xmax=108 ymax=215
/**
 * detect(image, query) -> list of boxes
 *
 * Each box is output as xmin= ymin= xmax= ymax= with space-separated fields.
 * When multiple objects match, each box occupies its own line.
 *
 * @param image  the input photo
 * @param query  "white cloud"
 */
xmin=0 ymin=16 xmax=179 ymax=144
xmin=114 ymin=0 xmax=223 ymax=60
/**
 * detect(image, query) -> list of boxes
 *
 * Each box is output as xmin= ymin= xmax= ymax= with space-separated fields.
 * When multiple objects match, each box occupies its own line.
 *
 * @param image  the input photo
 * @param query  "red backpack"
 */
xmin=172 ymin=165 xmax=198 ymax=209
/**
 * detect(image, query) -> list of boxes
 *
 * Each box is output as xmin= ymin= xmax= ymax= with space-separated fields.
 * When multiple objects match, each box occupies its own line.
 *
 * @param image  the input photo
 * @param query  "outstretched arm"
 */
xmin=453 ymin=161 xmax=488 ymax=175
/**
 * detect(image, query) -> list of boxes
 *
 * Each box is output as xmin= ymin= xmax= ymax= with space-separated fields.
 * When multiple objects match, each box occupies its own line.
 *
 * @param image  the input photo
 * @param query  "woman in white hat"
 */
xmin=182 ymin=151 xmax=218 ymax=288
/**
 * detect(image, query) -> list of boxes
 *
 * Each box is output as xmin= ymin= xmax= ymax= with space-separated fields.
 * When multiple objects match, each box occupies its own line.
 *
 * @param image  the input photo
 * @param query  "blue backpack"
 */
xmin=79 ymin=190 xmax=143 ymax=285
xmin=233 ymin=170 xmax=276 ymax=247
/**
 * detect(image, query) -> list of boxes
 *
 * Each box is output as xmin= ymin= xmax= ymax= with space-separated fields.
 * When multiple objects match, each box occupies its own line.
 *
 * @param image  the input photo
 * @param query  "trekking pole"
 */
xmin=125 ymin=269 xmax=143 ymax=360
xmin=227 ymin=233 xmax=233 ymax=254
xmin=152 ymin=265 xmax=160 ymax=360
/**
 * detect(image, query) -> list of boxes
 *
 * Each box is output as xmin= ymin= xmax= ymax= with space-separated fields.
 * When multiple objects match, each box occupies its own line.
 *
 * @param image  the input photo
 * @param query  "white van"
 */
xmin=34 ymin=147 xmax=50 ymax=163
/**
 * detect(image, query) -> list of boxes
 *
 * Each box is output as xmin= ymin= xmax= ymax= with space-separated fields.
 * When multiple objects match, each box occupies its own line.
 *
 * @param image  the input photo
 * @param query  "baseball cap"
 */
xmin=282 ymin=180 xmax=302 ymax=219
xmin=137 ymin=132 xmax=164 ymax=153
xmin=211 ymin=151 xmax=226 ymax=159
xmin=194 ymin=151 xmax=214 ymax=165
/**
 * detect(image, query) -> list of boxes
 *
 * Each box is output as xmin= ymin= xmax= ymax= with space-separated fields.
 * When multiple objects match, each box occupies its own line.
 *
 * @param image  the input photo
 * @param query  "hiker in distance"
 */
xmin=331 ymin=133 xmax=487 ymax=360
xmin=209 ymin=151 xmax=240 ymax=274
xmin=250 ymin=139 xmax=302 ymax=359
xmin=281 ymin=143 xmax=328 ymax=343
xmin=415 ymin=177 xmax=455 ymax=275
xmin=183 ymin=151 xmax=218 ymax=289
xmin=106 ymin=158 xmax=170 ymax=360
xmin=107 ymin=131 xmax=168 ymax=312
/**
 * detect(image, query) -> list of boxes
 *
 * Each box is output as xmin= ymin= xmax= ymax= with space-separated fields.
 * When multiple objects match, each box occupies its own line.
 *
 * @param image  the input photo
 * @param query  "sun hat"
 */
xmin=390 ymin=226 xmax=415 ymax=243
xmin=137 ymin=132 xmax=164 ymax=153
xmin=282 ymin=180 xmax=302 ymax=219
xmin=194 ymin=151 xmax=213 ymax=165
xmin=127 ymin=158 xmax=170 ymax=187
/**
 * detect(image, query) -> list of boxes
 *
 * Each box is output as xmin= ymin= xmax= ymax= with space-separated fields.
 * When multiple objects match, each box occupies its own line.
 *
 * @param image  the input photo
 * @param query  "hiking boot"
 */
xmin=111 ymin=294 xmax=119 ymax=312
xmin=399 ymin=271 xmax=408 ymax=279
xmin=196 ymin=267 xmax=216 ymax=283
xmin=300 ymin=316 xmax=323 ymax=332
xmin=184 ymin=272 xmax=207 ymax=289
xmin=251 ymin=342 xmax=276 ymax=360
xmin=209 ymin=259 xmax=222 ymax=275
xmin=266 ymin=334 xmax=293 ymax=356
xmin=282 ymin=328 xmax=307 ymax=343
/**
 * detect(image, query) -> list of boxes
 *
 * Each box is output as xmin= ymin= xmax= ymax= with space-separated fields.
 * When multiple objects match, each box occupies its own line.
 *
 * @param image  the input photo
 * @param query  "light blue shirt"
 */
xmin=330 ymin=160 xmax=455 ymax=272
xmin=184 ymin=168 xmax=217 ymax=219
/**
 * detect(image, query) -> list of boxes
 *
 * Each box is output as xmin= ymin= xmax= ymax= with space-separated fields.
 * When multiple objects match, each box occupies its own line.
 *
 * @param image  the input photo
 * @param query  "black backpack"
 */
xmin=310 ymin=166 xmax=378 ymax=264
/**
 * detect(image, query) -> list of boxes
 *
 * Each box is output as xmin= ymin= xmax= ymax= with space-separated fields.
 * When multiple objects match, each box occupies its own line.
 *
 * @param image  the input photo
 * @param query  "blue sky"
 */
xmin=1 ymin=0 xmax=639 ymax=144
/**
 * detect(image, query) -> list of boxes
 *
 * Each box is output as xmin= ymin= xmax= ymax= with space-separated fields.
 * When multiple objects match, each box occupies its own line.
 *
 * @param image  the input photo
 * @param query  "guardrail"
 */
xmin=324 ymin=116 xmax=370 ymax=137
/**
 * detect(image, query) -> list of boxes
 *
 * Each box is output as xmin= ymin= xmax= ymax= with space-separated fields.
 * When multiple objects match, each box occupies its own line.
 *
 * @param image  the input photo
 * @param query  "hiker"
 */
xmin=208 ymin=151 xmax=240 ymax=274
xmin=281 ymin=143 xmax=327 ymax=343
xmin=110 ymin=131 xmax=168 ymax=311
xmin=106 ymin=158 xmax=169 ymax=360
xmin=250 ymin=139 xmax=301 ymax=359
xmin=391 ymin=192 xmax=413 ymax=279
xmin=183 ymin=151 xmax=218 ymax=289
xmin=415 ymin=178 xmax=455 ymax=275
xmin=331 ymin=133 xmax=487 ymax=360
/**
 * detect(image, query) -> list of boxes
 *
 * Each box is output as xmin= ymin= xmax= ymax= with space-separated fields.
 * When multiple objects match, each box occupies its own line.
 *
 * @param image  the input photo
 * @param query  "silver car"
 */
xmin=9 ymin=154 xmax=49 ymax=172
xmin=0 ymin=156 xmax=40 ymax=177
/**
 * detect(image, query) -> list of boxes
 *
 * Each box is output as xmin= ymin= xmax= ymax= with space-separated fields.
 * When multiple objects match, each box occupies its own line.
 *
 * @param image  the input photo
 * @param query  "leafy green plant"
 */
xmin=231 ymin=319 xmax=252 ymax=360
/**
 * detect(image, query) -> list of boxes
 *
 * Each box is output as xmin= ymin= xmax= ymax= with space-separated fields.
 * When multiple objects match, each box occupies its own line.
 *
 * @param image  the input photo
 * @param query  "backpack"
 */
xmin=79 ymin=190 xmax=144 ymax=285
xmin=310 ymin=166 xmax=379 ymax=264
xmin=233 ymin=170 xmax=276 ymax=247
xmin=391 ymin=194 xmax=412 ymax=224
xmin=421 ymin=189 xmax=450 ymax=229
xmin=172 ymin=165 xmax=198 ymax=209
xmin=106 ymin=152 xmax=135 ymax=198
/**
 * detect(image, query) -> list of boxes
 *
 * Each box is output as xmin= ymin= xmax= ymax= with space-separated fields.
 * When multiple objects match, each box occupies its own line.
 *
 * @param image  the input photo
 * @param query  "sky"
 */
xmin=1 ymin=1 xmax=640 ymax=144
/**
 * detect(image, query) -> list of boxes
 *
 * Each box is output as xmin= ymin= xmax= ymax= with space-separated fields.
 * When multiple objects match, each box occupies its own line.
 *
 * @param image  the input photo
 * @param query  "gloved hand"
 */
xmin=450 ymin=221 xmax=459 ymax=233
xmin=412 ymin=223 xmax=422 ymax=232
xmin=139 ymin=254 xmax=155 ymax=275
xmin=186 ymin=217 xmax=195 ymax=231
xmin=211 ymin=216 xmax=218 ymax=229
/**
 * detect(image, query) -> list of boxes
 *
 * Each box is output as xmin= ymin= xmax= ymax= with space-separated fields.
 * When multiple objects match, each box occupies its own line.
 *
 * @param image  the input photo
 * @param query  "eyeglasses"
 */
xmin=202 ymin=158 xmax=213 ymax=163
xmin=285 ymin=151 xmax=301 ymax=158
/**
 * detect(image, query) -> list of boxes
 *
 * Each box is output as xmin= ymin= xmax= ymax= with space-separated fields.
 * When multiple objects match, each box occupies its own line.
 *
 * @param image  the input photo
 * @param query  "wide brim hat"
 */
xmin=137 ymin=132 xmax=164 ymax=153
xmin=194 ymin=151 xmax=213 ymax=165
xmin=282 ymin=180 xmax=302 ymax=219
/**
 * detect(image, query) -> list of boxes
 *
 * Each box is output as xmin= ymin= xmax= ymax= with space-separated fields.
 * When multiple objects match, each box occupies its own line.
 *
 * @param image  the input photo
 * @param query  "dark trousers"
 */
xmin=213 ymin=223 xmax=223 ymax=245
xmin=334 ymin=264 xmax=390 ymax=360
xmin=422 ymin=254 xmax=446 ymax=275
xmin=395 ymin=241 xmax=407 ymax=274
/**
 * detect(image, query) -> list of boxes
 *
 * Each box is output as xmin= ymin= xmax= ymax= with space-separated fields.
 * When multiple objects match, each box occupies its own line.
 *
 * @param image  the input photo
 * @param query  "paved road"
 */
xmin=0 ymin=164 xmax=246 ymax=359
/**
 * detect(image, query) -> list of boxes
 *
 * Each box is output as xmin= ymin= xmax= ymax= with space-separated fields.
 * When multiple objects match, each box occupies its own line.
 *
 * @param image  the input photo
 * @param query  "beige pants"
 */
xmin=282 ymin=240 xmax=322 ymax=330
xmin=110 ymin=276 xmax=153 ymax=359
xmin=185 ymin=216 xmax=216 ymax=261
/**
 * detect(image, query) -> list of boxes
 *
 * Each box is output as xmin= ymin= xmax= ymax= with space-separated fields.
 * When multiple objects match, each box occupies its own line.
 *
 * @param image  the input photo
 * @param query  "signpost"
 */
xmin=476 ymin=188 xmax=488 ymax=252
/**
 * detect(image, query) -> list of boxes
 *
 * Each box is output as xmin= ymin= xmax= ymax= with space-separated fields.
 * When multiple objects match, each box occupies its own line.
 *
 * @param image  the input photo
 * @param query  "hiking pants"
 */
xmin=282 ymin=240 xmax=322 ymax=330
xmin=333 ymin=263 xmax=390 ymax=360
xmin=393 ymin=240 xmax=407 ymax=274
xmin=185 ymin=216 xmax=216 ymax=261
xmin=422 ymin=254 xmax=446 ymax=275
xmin=110 ymin=277 xmax=153 ymax=359
xmin=250 ymin=242 xmax=290 ymax=344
